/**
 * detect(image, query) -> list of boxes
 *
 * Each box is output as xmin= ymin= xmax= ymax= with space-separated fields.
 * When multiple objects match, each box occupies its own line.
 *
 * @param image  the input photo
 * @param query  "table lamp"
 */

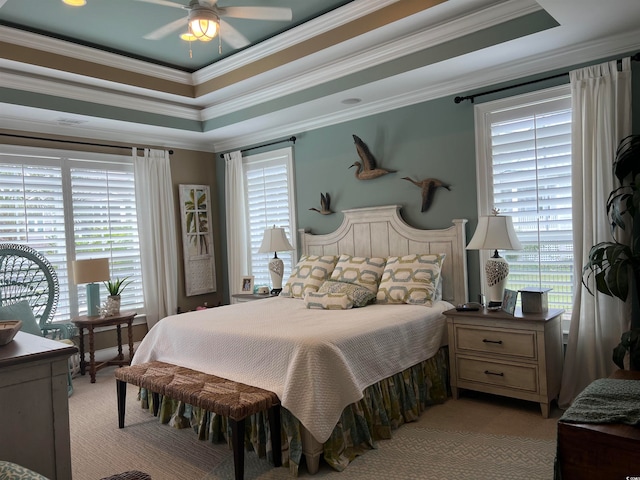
xmin=466 ymin=213 xmax=522 ymax=306
xmin=258 ymin=225 xmax=294 ymax=295
xmin=73 ymin=258 xmax=110 ymax=316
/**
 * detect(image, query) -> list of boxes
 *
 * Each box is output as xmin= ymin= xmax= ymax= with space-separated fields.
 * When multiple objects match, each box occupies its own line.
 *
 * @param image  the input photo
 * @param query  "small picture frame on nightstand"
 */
xmin=241 ymin=276 xmax=254 ymax=293
xmin=502 ymin=289 xmax=518 ymax=315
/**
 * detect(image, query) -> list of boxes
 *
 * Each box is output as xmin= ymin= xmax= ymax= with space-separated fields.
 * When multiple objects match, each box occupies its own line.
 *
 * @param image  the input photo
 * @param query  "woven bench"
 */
xmin=115 ymin=361 xmax=281 ymax=480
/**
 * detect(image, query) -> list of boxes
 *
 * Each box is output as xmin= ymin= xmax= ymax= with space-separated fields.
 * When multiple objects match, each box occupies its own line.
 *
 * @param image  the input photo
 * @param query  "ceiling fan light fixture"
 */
xmin=188 ymin=8 xmax=219 ymax=42
xmin=62 ymin=0 xmax=86 ymax=6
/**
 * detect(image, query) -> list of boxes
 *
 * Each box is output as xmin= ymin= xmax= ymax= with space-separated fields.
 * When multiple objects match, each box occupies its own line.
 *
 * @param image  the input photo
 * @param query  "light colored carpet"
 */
xmin=69 ymin=364 xmax=560 ymax=480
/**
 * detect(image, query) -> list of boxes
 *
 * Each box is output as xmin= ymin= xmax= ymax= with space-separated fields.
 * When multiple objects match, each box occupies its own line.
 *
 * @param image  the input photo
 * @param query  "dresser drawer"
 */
xmin=455 ymin=326 xmax=536 ymax=359
xmin=457 ymin=356 xmax=538 ymax=392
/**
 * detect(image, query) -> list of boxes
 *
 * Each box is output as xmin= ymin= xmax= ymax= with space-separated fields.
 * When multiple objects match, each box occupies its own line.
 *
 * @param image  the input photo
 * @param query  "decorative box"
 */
xmin=519 ymin=287 xmax=551 ymax=313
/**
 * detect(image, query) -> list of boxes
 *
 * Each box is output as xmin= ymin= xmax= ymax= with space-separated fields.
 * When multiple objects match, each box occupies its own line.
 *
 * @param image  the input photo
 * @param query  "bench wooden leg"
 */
xmin=268 ymin=405 xmax=282 ymax=467
xmin=117 ymin=379 xmax=126 ymax=428
xmin=230 ymin=418 xmax=245 ymax=480
xmin=152 ymin=392 xmax=160 ymax=417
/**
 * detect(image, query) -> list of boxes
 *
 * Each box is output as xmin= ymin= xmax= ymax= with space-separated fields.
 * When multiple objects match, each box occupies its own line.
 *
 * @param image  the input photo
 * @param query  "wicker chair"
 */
xmin=0 ymin=243 xmax=75 ymax=339
xmin=0 ymin=244 xmax=76 ymax=395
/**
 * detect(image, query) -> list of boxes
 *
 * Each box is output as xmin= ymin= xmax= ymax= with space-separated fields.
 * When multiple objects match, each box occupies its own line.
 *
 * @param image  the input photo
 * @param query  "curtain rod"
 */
xmin=219 ymin=136 xmax=296 ymax=158
xmin=454 ymin=52 xmax=640 ymax=104
xmin=0 ymin=133 xmax=174 ymax=155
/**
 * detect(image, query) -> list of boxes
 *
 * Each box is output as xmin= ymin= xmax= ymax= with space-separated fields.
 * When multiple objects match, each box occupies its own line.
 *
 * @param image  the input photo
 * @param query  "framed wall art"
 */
xmin=179 ymin=184 xmax=216 ymax=296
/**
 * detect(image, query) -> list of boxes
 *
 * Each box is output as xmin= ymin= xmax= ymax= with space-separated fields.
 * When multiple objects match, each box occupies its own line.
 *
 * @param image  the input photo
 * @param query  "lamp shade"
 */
xmin=466 ymin=215 xmax=522 ymax=251
xmin=72 ymin=258 xmax=110 ymax=284
xmin=258 ymin=226 xmax=294 ymax=254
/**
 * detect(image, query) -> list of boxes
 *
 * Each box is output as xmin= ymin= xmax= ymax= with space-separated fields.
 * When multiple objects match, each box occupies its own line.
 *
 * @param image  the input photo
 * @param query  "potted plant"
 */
xmin=582 ymin=134 xmax=640 ymax=370
xmin=102 ymin=277 xmax=132 ymax=317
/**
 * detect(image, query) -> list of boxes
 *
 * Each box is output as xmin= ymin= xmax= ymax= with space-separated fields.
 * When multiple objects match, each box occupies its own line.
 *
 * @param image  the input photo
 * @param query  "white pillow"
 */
xmin=329 ymin=254 xmax=386 ymax=294
xmin=280 ymin=255 xmax=338 ymax=298
xmin=304 ymin=292 xmax=353 ymax=310
xmin=376 ymin=253 xmax=446 ymax=306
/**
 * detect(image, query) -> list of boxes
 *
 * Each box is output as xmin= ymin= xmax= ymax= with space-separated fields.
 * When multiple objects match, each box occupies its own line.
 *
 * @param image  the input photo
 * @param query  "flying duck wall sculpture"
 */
xmin=402 ymin=177 xmax=451 ymax=212
xmin=350 ymin=134 xmax=395 ymax=180
xmin=309 ymin=192 xmax=333 ymax=215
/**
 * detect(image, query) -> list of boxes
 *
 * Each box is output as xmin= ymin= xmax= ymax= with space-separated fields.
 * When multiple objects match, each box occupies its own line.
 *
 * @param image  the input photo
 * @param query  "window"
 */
xmin=475 ymin=86 xmax=573 ymax=329
xmin=243 ymin=147 xmax=297 ymax=288
xmin=0 ymin=145 xmax=144 ymax=321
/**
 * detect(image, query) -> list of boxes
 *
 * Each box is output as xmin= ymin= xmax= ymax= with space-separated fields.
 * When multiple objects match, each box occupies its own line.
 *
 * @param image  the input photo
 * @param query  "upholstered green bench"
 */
xmin=115 ymin=361 xmax=281 ymax=480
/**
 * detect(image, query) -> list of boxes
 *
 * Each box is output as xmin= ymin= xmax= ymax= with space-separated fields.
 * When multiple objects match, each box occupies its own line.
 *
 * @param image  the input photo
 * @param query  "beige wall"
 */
xmin=0 ymin=129 xmax=222 ymax=347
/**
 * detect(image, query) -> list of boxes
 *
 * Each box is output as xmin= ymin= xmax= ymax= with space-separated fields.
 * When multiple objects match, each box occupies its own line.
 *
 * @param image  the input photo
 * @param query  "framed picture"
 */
xmin=241 ymin=276 xmax=254 ymax=293
xmin=179 ymin=185 xmax=217 ymax=296
xmin=502 ymin=289 xmax=518 ymax=315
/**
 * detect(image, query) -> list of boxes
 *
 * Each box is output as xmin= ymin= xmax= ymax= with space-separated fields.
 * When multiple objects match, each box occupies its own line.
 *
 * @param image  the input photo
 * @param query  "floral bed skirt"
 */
xmin=139 ymin=346 xmax=449 ymax=476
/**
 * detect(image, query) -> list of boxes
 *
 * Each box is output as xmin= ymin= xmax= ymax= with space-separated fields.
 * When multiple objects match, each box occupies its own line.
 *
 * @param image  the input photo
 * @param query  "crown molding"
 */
xmin=191 ymin=0 xmax=398 ymax=85
xmin=0 ymin=68 xmax=202 ymax=121
xmin=0 ymin=25 xmax=192 ymax=84
xmin=200 ymin=0 xmax=541 ymax=120
xmin=210 ymin=28 xmax=640 ymax=152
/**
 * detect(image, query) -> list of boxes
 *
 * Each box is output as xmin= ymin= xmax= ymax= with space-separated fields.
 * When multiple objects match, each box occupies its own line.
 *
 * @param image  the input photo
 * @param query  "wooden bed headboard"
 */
xmin=298 ymin=205 xmax=469 ymax=306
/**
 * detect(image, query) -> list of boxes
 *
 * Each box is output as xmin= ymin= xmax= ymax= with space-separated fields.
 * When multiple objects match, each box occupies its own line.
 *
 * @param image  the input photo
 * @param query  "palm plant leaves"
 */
xmin=184 ymin=189 xmax=209 ymax=255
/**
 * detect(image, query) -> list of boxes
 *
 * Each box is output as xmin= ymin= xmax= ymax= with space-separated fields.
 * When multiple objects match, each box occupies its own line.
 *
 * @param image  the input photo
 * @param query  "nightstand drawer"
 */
xmin=455 ymin=326 xmax=536 ymax=359
xmin=457 ymin=357 xmax=538 ymax=392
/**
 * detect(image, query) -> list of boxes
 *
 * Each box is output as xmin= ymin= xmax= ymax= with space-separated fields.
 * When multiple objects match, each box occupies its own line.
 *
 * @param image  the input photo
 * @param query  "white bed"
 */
xmin=133 ymin=205 xmax=468 ymax=473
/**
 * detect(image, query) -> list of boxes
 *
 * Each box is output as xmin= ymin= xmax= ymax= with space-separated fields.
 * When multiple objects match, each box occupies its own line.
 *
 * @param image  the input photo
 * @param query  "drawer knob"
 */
xmin=482 ymin=339 xmax=503 ymax=345
xmin=484 ymin=370 xmax=504 ymax=377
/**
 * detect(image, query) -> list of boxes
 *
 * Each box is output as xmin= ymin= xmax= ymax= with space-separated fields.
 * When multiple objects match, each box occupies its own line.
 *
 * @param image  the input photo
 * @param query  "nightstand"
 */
xmin=445 ymin=307 xmax=564 ymax=418
xmin=231 ymin=293 xmax=274 ymax=303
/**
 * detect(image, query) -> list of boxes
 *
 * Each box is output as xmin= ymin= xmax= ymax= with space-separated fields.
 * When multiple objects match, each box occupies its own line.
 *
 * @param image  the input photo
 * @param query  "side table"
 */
xmin=231 ymin=293 xmax=274 ymax=303
xmin=445 ymin=306 xmax=564 ymax=418
xmin=72 ymin=311 xmax=137 ymax=383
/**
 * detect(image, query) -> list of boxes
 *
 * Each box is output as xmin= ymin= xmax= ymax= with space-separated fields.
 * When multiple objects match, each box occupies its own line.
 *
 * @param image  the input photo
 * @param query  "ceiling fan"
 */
xmin=133 ymin=0 xmax=293 ymax=50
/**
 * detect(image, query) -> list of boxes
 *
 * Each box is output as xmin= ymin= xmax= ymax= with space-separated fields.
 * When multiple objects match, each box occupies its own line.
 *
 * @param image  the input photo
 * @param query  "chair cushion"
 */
xmin=0 ymin=300 xmax=41 ymax=336
xmin=0 ymin=461 xmax=49 ymax=480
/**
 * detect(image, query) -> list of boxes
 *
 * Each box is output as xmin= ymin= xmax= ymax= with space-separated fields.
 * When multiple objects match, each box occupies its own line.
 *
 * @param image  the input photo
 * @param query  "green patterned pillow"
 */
xmin=280 ymin=255 xmax=338 ymax=298
xmin=329 ymin=254 xmax=386 ymax=294
xmin=304 ymin=292 xmax=353 ymax=310
xmin=318 ymin=280 xmax=376 ymax=307
xmin=376 ymin=254 xmax=446 ymax=306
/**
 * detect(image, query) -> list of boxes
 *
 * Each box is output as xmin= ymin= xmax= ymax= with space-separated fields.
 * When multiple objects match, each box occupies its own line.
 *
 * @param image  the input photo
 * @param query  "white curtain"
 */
xmin=224 ymin=151 xmax=249 ymax=299
xmin=559 ymin=58 xmax=632 ymax=407
xmin=133 ymin=148 xmax=178 ymax=329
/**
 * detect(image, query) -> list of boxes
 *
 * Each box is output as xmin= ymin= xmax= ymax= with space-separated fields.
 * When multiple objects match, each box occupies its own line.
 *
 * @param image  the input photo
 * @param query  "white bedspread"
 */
xmin=132 ymin=297 xmax=450 ymax=443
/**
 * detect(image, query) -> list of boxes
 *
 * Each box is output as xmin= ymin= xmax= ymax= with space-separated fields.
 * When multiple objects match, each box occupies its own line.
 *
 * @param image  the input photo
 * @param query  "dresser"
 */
xmin=0 ymin=331 xmax=77 ymax=479
xmin=445 ymin=307 xmax=564 ymax=418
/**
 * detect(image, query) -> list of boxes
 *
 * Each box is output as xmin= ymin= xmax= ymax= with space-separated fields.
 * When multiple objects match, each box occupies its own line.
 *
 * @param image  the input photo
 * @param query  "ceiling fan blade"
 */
xmin=132 ymin=0 xmax=186 ymax=10
xmin=221 ymin=6 xmax=292 ymax=22
xmin=219 ymin=18 xmax=250 ymax=50
xmin=0 ymin=0 xmax=8 ymax=8
xmin=144 ymin=17 xmax=187 ymax=40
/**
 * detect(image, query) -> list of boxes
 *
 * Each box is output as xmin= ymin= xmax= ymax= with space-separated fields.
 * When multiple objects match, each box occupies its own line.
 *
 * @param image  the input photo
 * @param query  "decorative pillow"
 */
xmin=280 ymin=255 xmax=338 ymax=298
xmin=0 ymin=300 xmax=41 ymax=336
xmin=376 ymin=253 xmax=446 ymax=306
xmin=318 ymin=280 xmax=376 ymax=307
xmin=304 ymin=292 xmax=353 ymax=310
xmin=329 ymin=254 xmax=386 ymax=293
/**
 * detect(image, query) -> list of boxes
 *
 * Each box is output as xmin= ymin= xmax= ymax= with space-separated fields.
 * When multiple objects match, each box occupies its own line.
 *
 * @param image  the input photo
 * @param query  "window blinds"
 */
xmin=488 ymin=97 xmax=573 ymax=315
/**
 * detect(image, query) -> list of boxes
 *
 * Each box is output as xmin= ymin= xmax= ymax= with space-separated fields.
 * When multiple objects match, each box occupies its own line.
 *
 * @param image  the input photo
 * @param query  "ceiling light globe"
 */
xmin=190 ymin=19 xmax=218 ymax=41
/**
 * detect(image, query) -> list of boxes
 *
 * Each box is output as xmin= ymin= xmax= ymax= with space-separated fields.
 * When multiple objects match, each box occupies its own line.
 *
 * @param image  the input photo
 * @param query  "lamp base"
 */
xmin=485 ymin=255 xmax=510 ymax=304
xmin=269 ymin=256 xmax=285 ymax=290
xmin=86 ymin=282 xmax=101 ymax=317
xmin=270 ymin=288 xmax=282 ymax=296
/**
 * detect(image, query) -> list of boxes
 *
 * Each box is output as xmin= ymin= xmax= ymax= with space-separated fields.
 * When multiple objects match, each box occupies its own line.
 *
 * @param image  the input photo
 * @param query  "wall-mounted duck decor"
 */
xmin=309 ymin=192 xmax=333 ymax=215
xmin=350 ymin=134 xmax=395 ymax=180
xmin=402 ymin=177 xmax=451 ymax=212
